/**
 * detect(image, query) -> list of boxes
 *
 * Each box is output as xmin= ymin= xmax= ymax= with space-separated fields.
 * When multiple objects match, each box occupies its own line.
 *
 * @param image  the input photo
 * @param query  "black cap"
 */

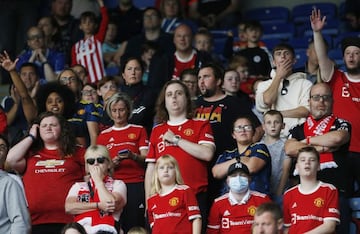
xmin=228 ymin=162 xmax=250 ymax=176
xmin=342 ymin=37 xmax=360 ymax=55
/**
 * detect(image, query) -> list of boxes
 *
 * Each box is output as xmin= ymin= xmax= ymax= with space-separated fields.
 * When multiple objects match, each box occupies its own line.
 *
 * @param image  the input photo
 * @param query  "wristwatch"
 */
xmin=173 ymin=135 xmax=182 ymax=146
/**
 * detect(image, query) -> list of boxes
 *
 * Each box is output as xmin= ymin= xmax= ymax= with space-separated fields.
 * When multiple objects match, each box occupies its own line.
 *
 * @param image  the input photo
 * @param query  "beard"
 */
xmin=201 ymin=88 xmax=216 ymax=98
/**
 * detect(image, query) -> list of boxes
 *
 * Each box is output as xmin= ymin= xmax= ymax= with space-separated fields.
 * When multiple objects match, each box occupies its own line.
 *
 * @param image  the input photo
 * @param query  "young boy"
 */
xmin=283 ymin=146 xmax=339 ymax=233
xmin=261 ymin=110 xmax=291 ymax=204
xmin=71 ymin=0 xmax=108 ymax=84
xmin=235 ymin=20 xmax=273 ymax=78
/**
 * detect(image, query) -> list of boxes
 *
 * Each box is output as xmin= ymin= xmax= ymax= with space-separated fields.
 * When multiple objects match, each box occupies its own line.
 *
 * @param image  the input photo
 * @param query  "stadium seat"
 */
xmin=244 ymin=6 xmax=290 ymax=24
xmin=288 ymin=36 xmax=313 ymax=49
xmin=328 ymin=48 xmax=345 ymax=69
xmin=213 ymin=37 xmax=228 ymax=55
xmin=303 ymin=18 xmax=340 ymax=37
xmin=261 ymin=38 xmax=282 ymax=51
xmin=292 ymin=2 xmax=337 ymax=23
xmin=333 ymin=32 xmax=360 ymax=49
xmin=294 ymin=48 xmax=307 ymax=70
xmin=105 ymin=66 xmax=120 ymax=76
xmin=133 ymin=0 xmax=155 ymax=9
xmin=261 ymin=22 xmax=295 ymax=40
xmin=103 ymin=0 xmax=118 ymax=9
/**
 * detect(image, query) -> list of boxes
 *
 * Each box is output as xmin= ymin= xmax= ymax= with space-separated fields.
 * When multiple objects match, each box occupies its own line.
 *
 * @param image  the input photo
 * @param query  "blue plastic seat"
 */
xmin=328 ymin=48 xmax=344 ymax=67
xmin=288 ymin=36 xmax=313 ymax=49
xmin=244 ymin=6 xmax=290 ymax=24
xmin=133 ymin=0 xmax=155 ymax=9
xmin=261 ymin=22 xmax=295 ymax=40
xmin=294 ymin=48 xmax=307 ymax=70
xmin=303 ymin=18 xmax=340 ymax=37
xmin=262 ymin=38 xmax=282 ymax=51
xmin=292 ymin=2 xmax=337 ymax=23
xmin=333 ymin=32 xmax=360 ymax=49
xmin=213 ymin=37 xmax=228 ymax=55
xmin=103 ymin=0 xmax=118 ymax=9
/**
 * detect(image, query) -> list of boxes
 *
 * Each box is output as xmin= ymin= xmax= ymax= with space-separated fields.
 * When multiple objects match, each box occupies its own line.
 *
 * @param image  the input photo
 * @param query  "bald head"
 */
xmin=309 ymin=83 xmax=333 ymax=119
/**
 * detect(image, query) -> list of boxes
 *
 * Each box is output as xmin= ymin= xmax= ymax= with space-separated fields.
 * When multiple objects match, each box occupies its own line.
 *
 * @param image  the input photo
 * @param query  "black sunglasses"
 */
xmin=86 ymin=156 xmax=107 ymax=165
xmin=281 ymin=79 xmax=289 ymax=95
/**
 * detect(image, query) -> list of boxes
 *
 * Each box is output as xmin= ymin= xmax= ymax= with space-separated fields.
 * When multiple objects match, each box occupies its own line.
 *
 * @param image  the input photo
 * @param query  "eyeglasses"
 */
xmin=310 ymin=94 xmax=332 ymax=102
xmin=182 ymin=80 xmax=197 ymax=85
xmin=281 ymin=79 xmax=289 ymax=95
xmin=59 ymin=76 xmax=77 ymax=85
xmin=234 ymin=125 xmax=253 ymax=133
xmin=82 ymin=90 xmax=97 ymax=96
xmin=86 ymin=156 xmax=107 ymax=165
xmin=0 ymin=144 xmax=8 ymax=151
xmin=28 ymin=34 xmax=43 ymax=41
xmin=144 ymin=14 xmax=158 ymax=19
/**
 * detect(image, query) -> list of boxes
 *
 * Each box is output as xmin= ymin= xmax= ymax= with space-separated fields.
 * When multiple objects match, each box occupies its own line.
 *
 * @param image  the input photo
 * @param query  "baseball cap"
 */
xmin=228 ymin=162 xmax=250 ymax=176
xmin=342 ymin=37 xmax=360 ymax=55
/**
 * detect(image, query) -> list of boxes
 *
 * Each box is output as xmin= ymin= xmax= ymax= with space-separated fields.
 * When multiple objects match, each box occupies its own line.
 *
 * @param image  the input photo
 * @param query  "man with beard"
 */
xmin=194 ymin=63 xmax=263 ymax=202
xmin=311 ymin=9 xmax=360 ymax=195
xmin=285 ymin=83 xmax=351 ymax=233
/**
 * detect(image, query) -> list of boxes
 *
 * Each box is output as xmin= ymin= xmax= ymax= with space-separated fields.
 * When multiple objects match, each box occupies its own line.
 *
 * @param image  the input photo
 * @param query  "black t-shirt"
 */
xmin=237 ymin=47 xmax=272 ymax=77
xmin=194 ymin=95 xmax=261 ymax=159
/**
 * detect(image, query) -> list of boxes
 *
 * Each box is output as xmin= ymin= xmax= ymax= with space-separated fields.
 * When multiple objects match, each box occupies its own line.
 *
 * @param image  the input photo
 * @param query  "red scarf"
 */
xmin=74 ymin=176 xmax=115 ymax=227
xmin=304 ymin=114 xmax=338 ymax=170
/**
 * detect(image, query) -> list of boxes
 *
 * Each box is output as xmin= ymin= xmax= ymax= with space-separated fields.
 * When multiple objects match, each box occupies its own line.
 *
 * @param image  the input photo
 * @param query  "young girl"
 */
xmin=147 ymin=155 xmax=202 ymax=234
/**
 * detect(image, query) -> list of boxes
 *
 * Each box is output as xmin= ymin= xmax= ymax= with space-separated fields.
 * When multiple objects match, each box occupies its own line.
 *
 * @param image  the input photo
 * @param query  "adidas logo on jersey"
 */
xmin=223 ymin=210 xmax=231 ymax=216
xmin=292 ymin=202 xmax=297 ymax=208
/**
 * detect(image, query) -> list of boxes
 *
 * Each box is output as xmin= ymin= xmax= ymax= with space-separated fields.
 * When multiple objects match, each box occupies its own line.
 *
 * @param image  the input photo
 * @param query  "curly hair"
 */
xmin=35 ymin=82 xmax=76 ymax=119
xmin=31 ymin=112 xmax=77 ymax=158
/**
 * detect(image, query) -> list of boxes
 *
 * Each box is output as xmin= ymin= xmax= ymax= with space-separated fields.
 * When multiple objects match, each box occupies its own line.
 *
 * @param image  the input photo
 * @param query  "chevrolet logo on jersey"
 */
xmin=35 ymin=159 xmax=65 ymax=168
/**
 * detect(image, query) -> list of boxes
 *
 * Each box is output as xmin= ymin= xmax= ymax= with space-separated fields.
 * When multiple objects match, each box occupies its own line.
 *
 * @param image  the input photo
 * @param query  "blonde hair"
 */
xmin=84 ymin=145 xmax=114 ymax=176
xmin=127 ymin=226 xmax=148 ymax=234
xmin=151 ymin=155 xmax=184 ymax=195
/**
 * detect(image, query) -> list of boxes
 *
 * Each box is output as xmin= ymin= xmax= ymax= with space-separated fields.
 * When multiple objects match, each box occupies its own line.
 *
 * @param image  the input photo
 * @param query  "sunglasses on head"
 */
xmin=86 ymin=156 xmax=107 ymax=165
xmin=281 ymin=79 xmax=289 ymax=95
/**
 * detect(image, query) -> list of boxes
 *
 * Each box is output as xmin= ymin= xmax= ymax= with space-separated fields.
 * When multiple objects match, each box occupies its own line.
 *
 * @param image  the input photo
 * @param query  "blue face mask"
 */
xmin=228 ymin=175 xmax=249 ymax=193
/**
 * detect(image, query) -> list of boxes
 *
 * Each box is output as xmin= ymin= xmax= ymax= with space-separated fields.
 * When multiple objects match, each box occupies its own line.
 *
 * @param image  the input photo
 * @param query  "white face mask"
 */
xmin=228 ymin=175 xmax=249 ymax=193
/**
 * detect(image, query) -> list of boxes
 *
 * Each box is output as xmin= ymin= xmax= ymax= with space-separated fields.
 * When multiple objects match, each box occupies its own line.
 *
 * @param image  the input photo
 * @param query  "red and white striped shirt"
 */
xmin=72 ymin=7 xmax=108 ymax=84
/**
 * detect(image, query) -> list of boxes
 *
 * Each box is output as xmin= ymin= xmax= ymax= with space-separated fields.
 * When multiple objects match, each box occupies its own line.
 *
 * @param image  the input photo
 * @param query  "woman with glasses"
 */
xmin=212 ymin=115 xmax=271 ymax=195
xmin=65 ymin=144 xmax=127 ymax=234
xmin=97 ymin=93 xmax=148 ymax=233
xmin=6 ymin=112 xmax=86 ymax=234
xmin=58 ymin=68 xmax=83 ymax=101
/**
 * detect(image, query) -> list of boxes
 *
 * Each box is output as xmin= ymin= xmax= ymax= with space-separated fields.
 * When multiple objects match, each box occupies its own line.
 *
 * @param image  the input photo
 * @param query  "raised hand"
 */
xmin=0 ymin=51 xmax=18 ymax=72
xmin=310 ymin=8 xmax=326 ymax=32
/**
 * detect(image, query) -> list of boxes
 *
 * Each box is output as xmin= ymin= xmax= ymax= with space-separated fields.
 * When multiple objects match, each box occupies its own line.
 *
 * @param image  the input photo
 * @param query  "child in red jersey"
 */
xmin=283 ymin=146 xmax=339 ymax=234
xmin=147 ymin=155 xmax=202 ymax=234
xmin=207 ymin=162 xmax=271 ymax=234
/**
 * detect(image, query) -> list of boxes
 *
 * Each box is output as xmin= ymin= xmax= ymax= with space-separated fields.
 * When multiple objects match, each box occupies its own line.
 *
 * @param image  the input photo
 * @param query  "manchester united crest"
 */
xmin=314 ymin=197 xmax=324 ymax=207
xmin=248 ymin=205 xmax=256 ymax=216
xmin=169 ymin=197 xmax=179 ymax=207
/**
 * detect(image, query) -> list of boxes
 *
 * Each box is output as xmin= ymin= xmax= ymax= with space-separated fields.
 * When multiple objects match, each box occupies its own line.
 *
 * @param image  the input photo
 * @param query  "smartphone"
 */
xmin=118 ymin=149 xmax=130 ymax=155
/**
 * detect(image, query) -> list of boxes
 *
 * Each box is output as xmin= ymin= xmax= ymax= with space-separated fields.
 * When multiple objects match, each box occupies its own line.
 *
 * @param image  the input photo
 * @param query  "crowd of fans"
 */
xmin=0 ymin=0 xmax=359 ymax=233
